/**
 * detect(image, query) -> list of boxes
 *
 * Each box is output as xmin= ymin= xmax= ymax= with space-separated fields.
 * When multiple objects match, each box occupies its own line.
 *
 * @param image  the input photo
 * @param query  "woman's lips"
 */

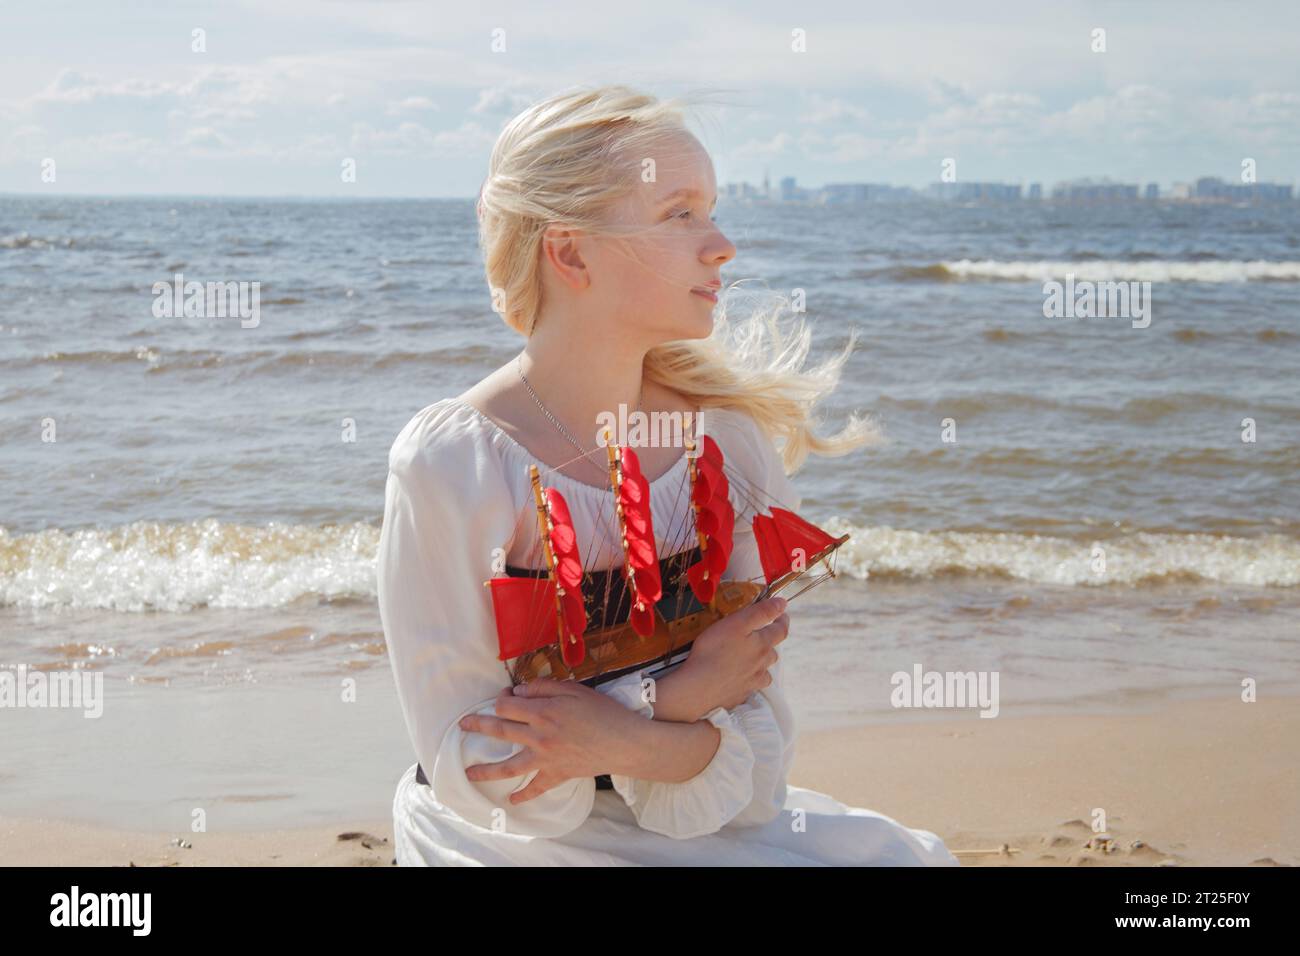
xmin=691 ymin=288 xmax=718 ymax=303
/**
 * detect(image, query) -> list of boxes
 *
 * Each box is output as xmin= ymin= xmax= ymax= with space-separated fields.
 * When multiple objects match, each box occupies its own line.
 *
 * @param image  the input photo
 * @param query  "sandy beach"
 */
xmin=792 ymin=693 xmax=1299 ymax=868
xmin=4 ymin=693 xmax=1294 ymax=867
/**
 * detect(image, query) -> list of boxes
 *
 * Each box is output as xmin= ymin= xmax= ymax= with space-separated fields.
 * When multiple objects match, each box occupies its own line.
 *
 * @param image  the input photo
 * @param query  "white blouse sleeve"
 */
xmin=606 ymin=701 xmax=759 ymax=840
xmin=606 ymin=410 xmax=803 ymax=836
xmin=379 ymin=401 xmax=648 ymax=839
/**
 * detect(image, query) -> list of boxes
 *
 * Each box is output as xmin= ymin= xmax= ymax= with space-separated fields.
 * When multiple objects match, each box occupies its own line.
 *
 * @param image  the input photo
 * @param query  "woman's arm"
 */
xmin=632 ymin=716 xmax=723 ymax=783
xmin=644 ymin=597 xmax=789 ymax=723
xmin=603 ymin=620 xmax=796 ymax=834
xmin=457 ymin=677 xmax=723 ymax=800
xmin=644 ymin=666 xmax=709 ymax=723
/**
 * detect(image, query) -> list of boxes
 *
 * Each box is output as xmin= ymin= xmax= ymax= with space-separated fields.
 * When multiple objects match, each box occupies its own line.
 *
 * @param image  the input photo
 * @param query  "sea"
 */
xmin=1 ymin=195 xmax=1297 ymax=829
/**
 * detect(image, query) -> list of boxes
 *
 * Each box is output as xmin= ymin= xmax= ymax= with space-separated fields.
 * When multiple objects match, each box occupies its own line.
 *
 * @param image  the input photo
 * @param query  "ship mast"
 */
xmin=528 ymin=463 xmax=573 ymax=677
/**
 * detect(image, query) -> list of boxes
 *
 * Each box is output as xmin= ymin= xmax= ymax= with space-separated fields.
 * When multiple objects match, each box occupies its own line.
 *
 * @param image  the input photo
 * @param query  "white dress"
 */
xmin=377 ymin=396 xmax=959 ymax=866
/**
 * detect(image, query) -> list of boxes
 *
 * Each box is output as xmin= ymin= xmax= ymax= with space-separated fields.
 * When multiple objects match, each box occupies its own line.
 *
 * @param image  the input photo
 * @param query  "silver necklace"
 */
xmin=516 ymin=354 xmax=642 ymax=481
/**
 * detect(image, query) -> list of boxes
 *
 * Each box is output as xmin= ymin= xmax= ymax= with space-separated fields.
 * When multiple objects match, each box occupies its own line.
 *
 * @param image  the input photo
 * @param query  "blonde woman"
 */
xmin=377 ymin=84 xmax=958 ymax=866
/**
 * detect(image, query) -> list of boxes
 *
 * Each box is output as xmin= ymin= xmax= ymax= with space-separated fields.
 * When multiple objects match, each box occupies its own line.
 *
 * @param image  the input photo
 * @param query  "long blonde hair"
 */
xmin=476 ymin=83 xmax=877 ymax=473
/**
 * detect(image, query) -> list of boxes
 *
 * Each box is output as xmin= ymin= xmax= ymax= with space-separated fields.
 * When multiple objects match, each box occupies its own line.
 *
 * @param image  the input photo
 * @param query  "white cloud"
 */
xmin=1199 ymin=90 xmax=1300 ymax=148
xmin=730 ymin=130 xmax=793 ymax=159
xmin=386 ymin=96 xmax=438 ymax=116
xmin=181 ymin=127 xmax=232 ymax=150
xmin=470 ymin=85 xmax=543 ymax=117
xmin=799 ymin=94 xmax=871 ymax=125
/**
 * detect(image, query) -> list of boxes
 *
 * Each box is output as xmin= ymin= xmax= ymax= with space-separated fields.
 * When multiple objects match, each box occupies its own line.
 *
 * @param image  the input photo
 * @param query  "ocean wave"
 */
xmin=873 ymin=392 xmax=1299 ymax=423
xmin=20 ymin=347 xmax=210 ymax=369
xmin=901 ymin=260 xmax=1300 ymax=282
xmin=2 ymin=519 xmax=1297 ymax=611
xmin=1 ymin=233 xmax=76 ymax=250
xmin=0 ymin=520 xmax=379 ymax=612
xmin=5 ymin=346 xmax=487 ymax=375
xmin=824 ymin=520 xmax=1300 ymax=587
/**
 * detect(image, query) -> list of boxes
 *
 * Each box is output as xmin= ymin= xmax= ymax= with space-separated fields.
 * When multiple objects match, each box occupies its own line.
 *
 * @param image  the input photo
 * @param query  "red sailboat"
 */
xmin=485 ymin=416 xmax=850 ymax=688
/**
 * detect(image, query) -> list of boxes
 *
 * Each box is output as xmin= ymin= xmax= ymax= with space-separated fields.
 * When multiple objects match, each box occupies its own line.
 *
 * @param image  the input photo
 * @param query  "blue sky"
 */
xmin=1 ymin=0 xmax=1297 ymax=197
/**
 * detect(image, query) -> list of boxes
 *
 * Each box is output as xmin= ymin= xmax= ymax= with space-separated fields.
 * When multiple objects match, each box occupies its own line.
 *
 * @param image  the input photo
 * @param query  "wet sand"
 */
xmin=4 ymin=693 xmax=1294 ymax=866
xmin=791 ymin=693 xmax=1299 ymax=867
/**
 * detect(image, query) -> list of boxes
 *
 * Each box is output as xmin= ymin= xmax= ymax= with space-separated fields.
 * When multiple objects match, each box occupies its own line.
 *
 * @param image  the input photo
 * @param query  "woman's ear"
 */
xmin=540 ymin=225 xmax=590 ymax=291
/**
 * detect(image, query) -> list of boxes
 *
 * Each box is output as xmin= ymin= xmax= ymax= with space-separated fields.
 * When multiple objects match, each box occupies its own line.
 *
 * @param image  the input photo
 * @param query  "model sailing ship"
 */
xmin=486 ymin=416 xmax=850 ymax=689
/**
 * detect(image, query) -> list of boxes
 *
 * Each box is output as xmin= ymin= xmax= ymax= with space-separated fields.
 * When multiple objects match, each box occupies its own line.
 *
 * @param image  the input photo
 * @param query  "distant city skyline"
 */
xmin=1 ymin=1 xmax=1297 ymax=197
xmin=721 ymin=172 xmax=1297 ymax=204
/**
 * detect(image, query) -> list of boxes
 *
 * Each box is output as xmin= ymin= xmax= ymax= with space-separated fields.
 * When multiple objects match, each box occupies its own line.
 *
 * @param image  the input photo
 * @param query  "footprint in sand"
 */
xmin=1128 ymin=841 xmax=1164 ymax=862
xmin=337 ymin=831 xmax=389 ymax=851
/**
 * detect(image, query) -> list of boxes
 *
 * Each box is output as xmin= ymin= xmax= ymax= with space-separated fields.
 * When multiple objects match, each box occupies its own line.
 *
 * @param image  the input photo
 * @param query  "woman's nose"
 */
xmin=707 ymin=225 xmax=736 ymax=264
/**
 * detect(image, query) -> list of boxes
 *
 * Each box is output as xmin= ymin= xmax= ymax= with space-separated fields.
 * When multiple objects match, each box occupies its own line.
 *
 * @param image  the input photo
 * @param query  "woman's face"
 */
xmin=579 ymin=131 xmax=736 ymax=344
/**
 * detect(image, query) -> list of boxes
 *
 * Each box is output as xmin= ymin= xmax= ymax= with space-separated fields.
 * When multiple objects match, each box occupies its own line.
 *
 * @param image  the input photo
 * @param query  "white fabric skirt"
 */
xmin=392 ymin=764 xmax=960 ymax=866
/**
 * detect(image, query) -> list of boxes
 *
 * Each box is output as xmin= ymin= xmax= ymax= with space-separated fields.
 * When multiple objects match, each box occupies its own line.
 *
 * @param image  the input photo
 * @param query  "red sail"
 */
xmin=700 ymin=434 xmax=723 ymax=468
xmin=692 ymin=455 xmax=728 ymax=507
xmin=486 ymin=487 xmax=588 ymax=667
xmin=545 ymin=486 xmax=587 ymax=667
xmin=751 ymin=506 xmax=839 ymax=585
xmin=629 ymin=599 xmax=656 ymax=637
xmin=687 ymin=435 xmax=734 ymax=605
xmin=686 ymin=561 xmax=716 ymax=604
xmin=618 ymin=447 xmax=661 ymax=634
xmin=488 ymin=576 xmax=559 ymax=661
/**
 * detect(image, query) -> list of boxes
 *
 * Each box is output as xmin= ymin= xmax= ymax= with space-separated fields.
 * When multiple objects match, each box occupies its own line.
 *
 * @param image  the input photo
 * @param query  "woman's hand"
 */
xmin=661 ymin=596 xmax=789 ymax=719
xmin=458 ymin=678 xmax=652 ymax=804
